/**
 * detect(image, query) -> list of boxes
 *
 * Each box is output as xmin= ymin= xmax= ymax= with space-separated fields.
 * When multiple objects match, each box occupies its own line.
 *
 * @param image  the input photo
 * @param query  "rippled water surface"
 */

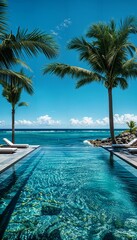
xmin=0 ymin=129 xmax=123 ymax=146
xmin=0 ymin=130 xmax=137 ymax=239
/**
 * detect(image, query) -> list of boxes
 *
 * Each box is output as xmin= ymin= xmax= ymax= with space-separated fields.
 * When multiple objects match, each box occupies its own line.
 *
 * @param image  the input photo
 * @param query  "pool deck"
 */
xmin=0 ymin=145 xmax=40 ymax=174
xmin=103 ymin=145 xmax=137 ymax=169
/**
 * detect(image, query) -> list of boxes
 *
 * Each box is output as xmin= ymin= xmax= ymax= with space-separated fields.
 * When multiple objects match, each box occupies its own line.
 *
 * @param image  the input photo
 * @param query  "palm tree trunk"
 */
xmin=108 ymin=88 xmax=116 ymax=144
xmin=12 ymin=107 xmax=15 ymax=143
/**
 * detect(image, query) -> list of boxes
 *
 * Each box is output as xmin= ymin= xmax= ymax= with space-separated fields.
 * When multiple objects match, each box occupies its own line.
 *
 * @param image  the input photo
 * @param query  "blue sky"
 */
xmin=0 ymin=0 xmax=137 ymax=128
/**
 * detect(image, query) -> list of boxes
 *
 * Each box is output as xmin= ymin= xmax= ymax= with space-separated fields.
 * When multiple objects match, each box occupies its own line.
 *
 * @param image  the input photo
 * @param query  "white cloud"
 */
xmin=15 ymin=115 xmax=61 ymax=127
xmin=56 ymin=18 xmax=72 ymax=30
xmin=15 ymin=120 xmax=34 ymax=126
xmin=36 ymin=115 xmax=60 ymax=125
xmin=70 ymin=118 xmax=80 ymax=125
xmin=70 ymin=114 xmax=137 ymax=127
xmin=5 ymin=113 xmax=137 ymax=128
xmin=114 ymin=114 xmax=137 ymax=125
xmin=70 ymin=117 xmax=94 ymax=126
xmin=50 ymin=30 xmax=58 ymax=36
xmin=82 ymin=117 xmax=94 ymax=125
xmin=51 ymin=18 xmax=72 ymax=37
xmin=60 ymin=18 xmax=72 ymax=28
xmin=0 ymin=120 xmax=5 ymax=125
xmin=95 ymin=117 xmax=109 ymax=126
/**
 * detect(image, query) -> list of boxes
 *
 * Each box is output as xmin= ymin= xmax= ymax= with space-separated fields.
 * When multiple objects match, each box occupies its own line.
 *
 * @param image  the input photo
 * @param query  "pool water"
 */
xmin=0 ymin=146 xmax=137 ymax=239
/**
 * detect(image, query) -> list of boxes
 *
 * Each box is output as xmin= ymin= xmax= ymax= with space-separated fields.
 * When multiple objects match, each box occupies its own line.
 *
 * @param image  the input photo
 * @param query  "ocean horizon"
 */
xmin=0 ymin=128 xmax=126 ymax=131
xmin=0 ymin=128 xmax=125 ymax=146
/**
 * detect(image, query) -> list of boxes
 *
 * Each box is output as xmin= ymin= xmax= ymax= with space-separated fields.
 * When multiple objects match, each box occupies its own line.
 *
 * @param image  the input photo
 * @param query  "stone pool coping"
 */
xmin=102 ymin=145 xmax=137 ymax=169
xmin=0 ymin=145 xmax=40 ymax=174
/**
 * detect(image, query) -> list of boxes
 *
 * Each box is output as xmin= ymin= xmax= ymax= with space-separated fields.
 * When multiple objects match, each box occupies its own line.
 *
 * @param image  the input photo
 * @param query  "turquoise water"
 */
xmin=0 ymin=130 xmax=137 ymax=239
xmin=0 ymin=129 xmax=123 ymax=146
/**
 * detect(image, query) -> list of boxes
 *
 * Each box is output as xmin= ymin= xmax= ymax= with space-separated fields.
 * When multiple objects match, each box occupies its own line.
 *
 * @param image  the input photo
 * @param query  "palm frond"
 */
xmin=115 ymin=77 xmax=128 ymax=89
xmin=68 ymin=37 xmax=89 ymax=52
xmin=0 ymin=0 xmax=8 ymax=34
xmin=86 ymin=22 xmax=109 ymax=39
xmin=0 ymin=44 xmax=15 ymax=67
xmin=76 ymin=76 xmax=101 ymax=88
xmin=44 ymin=63 xmax=97 ymax=79
xmin=0 ymin=69 xmax=33 ymax=95
xmin=122 ymin=59 xmax=137 ymax=78
xmin=12 ymin=58 xmax=32 ymax=71
xmin=2 ymin=85 xmax=22 ymax=104
xmin=120 ymin=16 xmax=137 ymax=35
xmin=2 ymin=28 xmax=59 ymax=59
xmin=68 ymin=37 xmax=102 ymax=69
xmin=18 ymin=102 xmax=28 ymax=107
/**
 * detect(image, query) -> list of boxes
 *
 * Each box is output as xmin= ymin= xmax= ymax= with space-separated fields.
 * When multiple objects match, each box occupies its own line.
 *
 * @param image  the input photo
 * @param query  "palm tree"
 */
xmin=0 ymin=0 xmax=58 ymax=84
xmin=2 ymin=70 xmax=33 ymax=143
xmin=126 ymin=120 xmax=137 ymax=134
xmin=44 ymin=17 xmax=137 ymax=143
xmin=0 ymin=0 xmax=58 ymax=139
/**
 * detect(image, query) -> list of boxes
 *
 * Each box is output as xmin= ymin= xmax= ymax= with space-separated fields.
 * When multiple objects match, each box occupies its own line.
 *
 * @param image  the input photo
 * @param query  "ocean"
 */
xmin=0 ymin=129 xmax=124 ymax=146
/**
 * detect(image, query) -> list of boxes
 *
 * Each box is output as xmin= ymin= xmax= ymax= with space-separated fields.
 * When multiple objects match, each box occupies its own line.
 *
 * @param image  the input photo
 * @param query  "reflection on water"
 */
xmin=109 ymin=152 xmax=115 ymax=168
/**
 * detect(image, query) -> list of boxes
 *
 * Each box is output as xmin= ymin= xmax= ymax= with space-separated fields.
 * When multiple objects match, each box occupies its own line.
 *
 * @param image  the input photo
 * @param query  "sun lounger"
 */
xmin=3 ymin=138 xmax=29 ymax=148
xmin=0 ymin=147 xmax=17 ymax=153
xmin=128 ymin=148 xmax=137 ymax=153
xmin=112 ymin=138 xmax=137 ymax=148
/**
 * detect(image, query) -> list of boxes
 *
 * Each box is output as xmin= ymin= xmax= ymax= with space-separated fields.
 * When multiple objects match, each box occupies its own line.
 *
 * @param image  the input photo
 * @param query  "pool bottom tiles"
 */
xmin=0 ymin=146 xmax=137 ymax=239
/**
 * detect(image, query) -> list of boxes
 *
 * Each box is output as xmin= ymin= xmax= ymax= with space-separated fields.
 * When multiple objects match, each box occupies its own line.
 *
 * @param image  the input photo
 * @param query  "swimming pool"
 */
xmin=0 ymin=146 xmax=137 ymax=239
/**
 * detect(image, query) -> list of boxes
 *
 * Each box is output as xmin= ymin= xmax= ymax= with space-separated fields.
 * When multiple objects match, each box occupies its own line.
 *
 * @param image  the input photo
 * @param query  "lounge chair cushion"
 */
xmin=0 ymin=147 xmax=17 ymax=153
xmin=3 ymin=138 xmax=29 ymax=148
xmin=112 ymin=138 xmax=137 ymax=148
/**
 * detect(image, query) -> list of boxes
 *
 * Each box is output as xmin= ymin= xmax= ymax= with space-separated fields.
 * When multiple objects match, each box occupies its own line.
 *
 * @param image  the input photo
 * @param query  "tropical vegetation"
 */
xmin=2 ymin=70 xmax=33 ymax=142
xmin=44 ymin=16 xmax=137 ymax=143
xmin=0 ymin=0 xmax=58 ymax=141
xmin=126 ymin=120 xmax=137 ymax=134
xmin=0 ymin=0 xmax=58 ymax=81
